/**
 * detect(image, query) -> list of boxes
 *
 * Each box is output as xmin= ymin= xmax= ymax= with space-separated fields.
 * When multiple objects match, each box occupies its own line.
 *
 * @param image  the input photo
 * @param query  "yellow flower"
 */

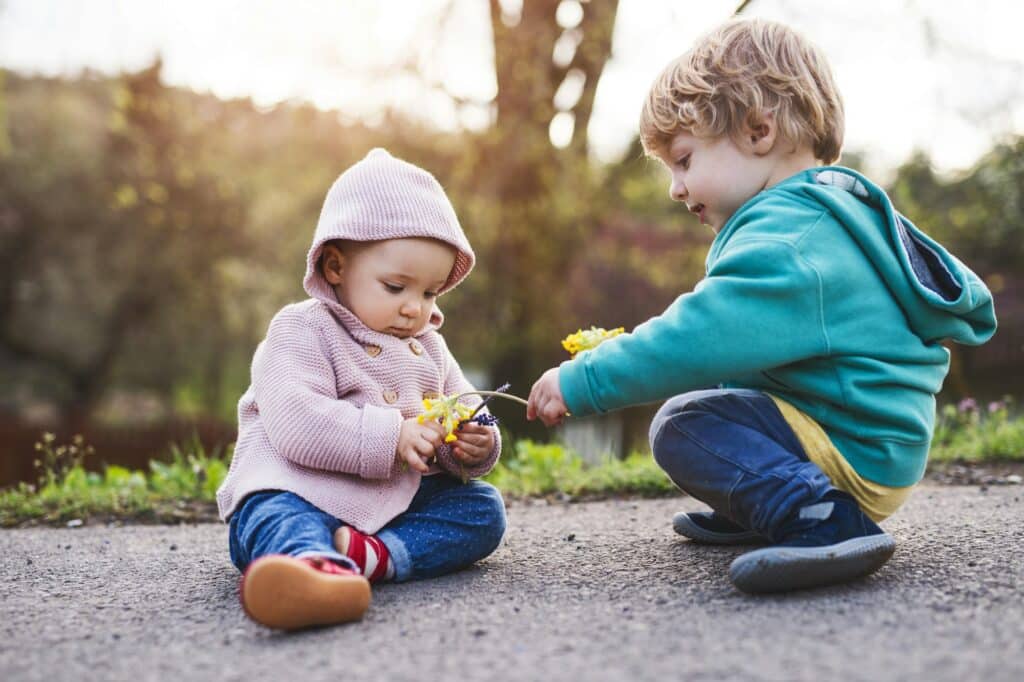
xmin=418 ymin=393 xmax=477 ymax=443
xmin=561 ymin=326 xmax=624 ymax=357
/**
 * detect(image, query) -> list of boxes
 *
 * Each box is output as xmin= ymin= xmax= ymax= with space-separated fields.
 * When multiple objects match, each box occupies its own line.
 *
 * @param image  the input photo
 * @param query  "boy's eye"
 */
xmin=383 ymin=283 xmax=404 ymax=294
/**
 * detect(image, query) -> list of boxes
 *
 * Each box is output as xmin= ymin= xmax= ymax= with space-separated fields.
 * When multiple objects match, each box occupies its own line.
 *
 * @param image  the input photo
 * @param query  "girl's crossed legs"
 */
xmin=229 ymin=475 xmax=507 ymax=582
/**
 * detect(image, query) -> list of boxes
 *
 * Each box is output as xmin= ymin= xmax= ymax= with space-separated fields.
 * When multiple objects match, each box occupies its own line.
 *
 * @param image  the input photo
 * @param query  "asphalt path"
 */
xmin=1 ymin=483 xmax=1022 ymax=682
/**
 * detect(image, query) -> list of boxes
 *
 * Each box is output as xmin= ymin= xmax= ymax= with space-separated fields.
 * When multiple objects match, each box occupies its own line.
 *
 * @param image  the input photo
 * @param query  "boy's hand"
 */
xmin=397 ymin=418 xmax=446 ymax=473
xmin=527 ymin=368 xmax=569 ymax=427
xmin=452 ymin=422 xmax=495 ymax=466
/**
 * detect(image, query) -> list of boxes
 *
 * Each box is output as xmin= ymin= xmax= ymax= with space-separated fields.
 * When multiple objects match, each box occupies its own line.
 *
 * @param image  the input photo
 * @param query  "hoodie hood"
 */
xmin=792 ymin=167 xmax=996 ymax=346
xmin=303 ymin=148 xmax=476 ymax=317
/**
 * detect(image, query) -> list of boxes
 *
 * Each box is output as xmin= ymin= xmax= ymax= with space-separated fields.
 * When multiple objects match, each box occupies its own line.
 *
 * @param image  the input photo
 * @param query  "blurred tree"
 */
xmin=100 ymin=61 xmax=250 ymax=420
xmin=0 ymin=72 xmax=113 ymax=422
xmin=0 ymin=63 xmax=246 ymax=428
xmin=890 ymin=142 xmax=1024 ymax=271
xmin=440 ymin=0 xmax=620 ymax=418
xmin=0 ymin=68 xmax=9 ymax=157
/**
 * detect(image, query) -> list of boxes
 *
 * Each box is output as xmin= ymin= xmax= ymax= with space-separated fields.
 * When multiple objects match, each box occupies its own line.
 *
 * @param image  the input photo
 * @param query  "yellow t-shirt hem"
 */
xmin=767 ymin=394 xmax=913 ymax=522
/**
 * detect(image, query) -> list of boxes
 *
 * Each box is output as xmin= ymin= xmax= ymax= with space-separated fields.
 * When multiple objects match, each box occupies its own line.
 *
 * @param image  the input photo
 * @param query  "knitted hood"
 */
xmin=303 ymin=148 xmax=476 ymax=311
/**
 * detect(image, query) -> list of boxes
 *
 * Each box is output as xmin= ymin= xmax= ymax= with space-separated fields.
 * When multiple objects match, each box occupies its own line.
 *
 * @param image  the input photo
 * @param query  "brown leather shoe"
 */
xmin=240 ymin=555 xmax=371 ymax=630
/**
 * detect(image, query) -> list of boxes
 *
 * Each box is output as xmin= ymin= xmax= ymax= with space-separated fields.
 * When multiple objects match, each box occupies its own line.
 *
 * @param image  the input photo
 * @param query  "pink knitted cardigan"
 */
xmin=216 ymin=149 xmax=501 ymax=533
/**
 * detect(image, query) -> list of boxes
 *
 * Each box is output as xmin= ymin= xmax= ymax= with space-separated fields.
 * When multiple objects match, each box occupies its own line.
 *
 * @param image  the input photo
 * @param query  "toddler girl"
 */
xmin=217 ymin=149 xmax=505 ymax=630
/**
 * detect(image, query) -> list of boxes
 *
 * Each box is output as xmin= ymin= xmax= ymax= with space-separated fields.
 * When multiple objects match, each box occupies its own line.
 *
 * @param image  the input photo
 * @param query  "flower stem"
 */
xmin=455 ymin=390 xmax=530 ymax=407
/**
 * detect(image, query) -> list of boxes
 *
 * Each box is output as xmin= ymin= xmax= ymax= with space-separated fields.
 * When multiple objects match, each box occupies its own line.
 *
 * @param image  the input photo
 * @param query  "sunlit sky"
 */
xmin=2 ymin=0 xmax=1023 ymax=175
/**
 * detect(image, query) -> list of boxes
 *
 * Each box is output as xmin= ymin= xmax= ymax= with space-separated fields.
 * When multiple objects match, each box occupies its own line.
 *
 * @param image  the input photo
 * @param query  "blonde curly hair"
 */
xmin=640 ymin=18 xmax=844 ymax=163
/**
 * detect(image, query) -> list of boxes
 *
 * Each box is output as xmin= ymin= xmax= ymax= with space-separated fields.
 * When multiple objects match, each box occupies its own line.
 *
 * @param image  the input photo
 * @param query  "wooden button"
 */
xmin=423 ymin=391 xmax=441 ymax=400
xmin=409 ymin=340 xmax=422 ymax=356
xmin=383 ymin=390 xmax=398 ymax=404
xmin=365 ymin=345 xmax=381 ymax=357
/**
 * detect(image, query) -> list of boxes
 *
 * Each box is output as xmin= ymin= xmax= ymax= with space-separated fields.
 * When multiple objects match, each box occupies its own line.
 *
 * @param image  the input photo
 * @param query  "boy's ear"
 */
xmin=746 ymin=113 xmax=777 ymax=155
xmin=320 ymin=243 xmax=347 ymax=286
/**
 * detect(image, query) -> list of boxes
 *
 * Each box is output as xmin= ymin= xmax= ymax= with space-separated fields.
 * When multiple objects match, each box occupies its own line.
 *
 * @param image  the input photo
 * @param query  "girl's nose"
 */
xmin=400 ymin=300 xmax=422 ymax=317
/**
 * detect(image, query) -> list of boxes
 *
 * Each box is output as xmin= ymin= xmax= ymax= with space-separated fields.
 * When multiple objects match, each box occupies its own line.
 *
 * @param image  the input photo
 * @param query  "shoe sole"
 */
xmin=241 ymin=556 xmax=371 ymax=630
xmin=729 ymin=533 xmax=896 ymax=594
xmin=672 ymin=512 xmax=766 ymax=545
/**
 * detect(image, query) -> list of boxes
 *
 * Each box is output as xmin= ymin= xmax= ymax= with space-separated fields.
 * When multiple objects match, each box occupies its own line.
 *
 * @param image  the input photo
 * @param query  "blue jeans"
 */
xmin=229 ymin=475 xmax=507 ymax=582
xmin=649 ymin=389 xmax=835 ymax=542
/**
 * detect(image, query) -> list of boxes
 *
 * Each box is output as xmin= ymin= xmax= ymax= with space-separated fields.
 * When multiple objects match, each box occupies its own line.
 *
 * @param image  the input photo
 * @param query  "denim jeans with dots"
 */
xmin=228 ymin=475 xmax=507 ymax=582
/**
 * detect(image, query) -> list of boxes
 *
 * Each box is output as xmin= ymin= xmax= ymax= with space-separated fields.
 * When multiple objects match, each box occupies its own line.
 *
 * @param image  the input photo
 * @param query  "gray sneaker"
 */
xmin=672 ymin=511 xmax=766 ymax=545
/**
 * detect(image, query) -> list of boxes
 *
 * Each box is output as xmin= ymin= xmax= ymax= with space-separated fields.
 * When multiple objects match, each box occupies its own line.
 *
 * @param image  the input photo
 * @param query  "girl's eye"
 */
xmin=383 ymin=283 xmax=404 ymax=294
xmin=677 ymin=154 xmax=691 ymax=170
xmin=424 ymin=291 xmax=438 ymax=300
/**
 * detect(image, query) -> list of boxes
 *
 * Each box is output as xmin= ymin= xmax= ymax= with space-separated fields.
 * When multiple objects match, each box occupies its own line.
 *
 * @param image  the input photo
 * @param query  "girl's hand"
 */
xmin=527 ymin=367 xmax=568 ymax=427
xmin=452 ymin=422 xmax=495 ymax=465
xmin=397 ymin=418 xmax=446 ymax=473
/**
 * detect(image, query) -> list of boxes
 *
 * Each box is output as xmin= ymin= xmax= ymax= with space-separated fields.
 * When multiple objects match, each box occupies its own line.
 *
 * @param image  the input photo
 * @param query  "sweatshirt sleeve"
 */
xmin=432 ymin=337 xmax=502 ymax=479
xmin=559 ymin=238 xmax=831 ymax=417
xmin=252 ymin=308 xmax=401 ymax=479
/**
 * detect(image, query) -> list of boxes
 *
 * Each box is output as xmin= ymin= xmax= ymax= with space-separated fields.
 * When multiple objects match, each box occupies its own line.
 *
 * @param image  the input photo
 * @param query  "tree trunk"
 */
xmin=478 ymin=0 xmax=621 ymax=399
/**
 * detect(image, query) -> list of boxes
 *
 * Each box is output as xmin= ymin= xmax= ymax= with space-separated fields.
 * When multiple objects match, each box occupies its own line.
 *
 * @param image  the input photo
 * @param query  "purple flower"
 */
xmin=470 ymin=413 xmax=500 ymax=427
xmin=988 ymin=401 xmax=1005 ymax=414
xmin=957 ymin=397 xmax=978 ymax=413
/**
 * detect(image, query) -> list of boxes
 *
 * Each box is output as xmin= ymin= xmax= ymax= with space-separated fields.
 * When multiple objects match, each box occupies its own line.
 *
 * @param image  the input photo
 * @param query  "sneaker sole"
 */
xmin=729 ymin=533 xmax=895 ymax=594
xmin=672 ymin=512 xmax=766 ymax=545
xmin=241 ymin=556 xmax=371 ymax=630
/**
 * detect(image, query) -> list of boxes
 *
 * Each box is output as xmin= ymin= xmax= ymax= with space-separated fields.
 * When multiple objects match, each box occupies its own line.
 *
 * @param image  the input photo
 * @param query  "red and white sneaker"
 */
xmin=335 ymin=526 xmax=394 ymax=582
xmin=239 ymin=555 xmax=370 ymax=630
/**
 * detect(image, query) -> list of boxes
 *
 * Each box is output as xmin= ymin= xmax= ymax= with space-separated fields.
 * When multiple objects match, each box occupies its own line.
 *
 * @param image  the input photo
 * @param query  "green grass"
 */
xmin=484 ymin=440 xmax=674 ymax=498
xmin=3 ymin=399 xmax=1022 ymax=527
xmin=930 ymin=397 xmax=1024 ymax=463
xmin=0 ymin=433 xmax=230 ymax=527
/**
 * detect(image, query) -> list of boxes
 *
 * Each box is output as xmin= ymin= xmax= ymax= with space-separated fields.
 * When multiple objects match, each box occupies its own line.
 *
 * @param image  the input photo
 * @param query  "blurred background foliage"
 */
xmin=0 ymin=0 xmax=1020 ymax=487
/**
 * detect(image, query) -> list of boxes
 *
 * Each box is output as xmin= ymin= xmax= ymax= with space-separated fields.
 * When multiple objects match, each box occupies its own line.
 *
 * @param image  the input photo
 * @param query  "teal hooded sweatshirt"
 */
xmin=560 ymin=167 xmax=996 ymax=487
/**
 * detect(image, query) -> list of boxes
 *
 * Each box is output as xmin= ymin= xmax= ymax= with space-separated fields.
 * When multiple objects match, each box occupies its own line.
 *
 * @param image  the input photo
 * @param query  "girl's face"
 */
xmin=323 ymin=238 xmax=456 ymax=338
xmin=656 ymin=127 xmax=776 ymax=232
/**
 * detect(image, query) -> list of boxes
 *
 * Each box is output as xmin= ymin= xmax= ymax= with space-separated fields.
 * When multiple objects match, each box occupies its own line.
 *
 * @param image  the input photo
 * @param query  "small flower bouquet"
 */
xmin=561 ymin=326 xmax=624 ymax=357
xmin=417 ymin=383 xmax=520 ymax=443
xmin=417 ymin=395 xmax=477 ymax=443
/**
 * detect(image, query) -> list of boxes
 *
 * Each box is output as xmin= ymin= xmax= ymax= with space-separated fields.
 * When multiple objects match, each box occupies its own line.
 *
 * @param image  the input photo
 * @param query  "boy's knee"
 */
xmin=650 ymin=391 xmax=718 ymax=463
xmin=650 ymin=389 xmax=726 ymax=433
xmin=650 ymin=395 xmax=685 ymax=453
